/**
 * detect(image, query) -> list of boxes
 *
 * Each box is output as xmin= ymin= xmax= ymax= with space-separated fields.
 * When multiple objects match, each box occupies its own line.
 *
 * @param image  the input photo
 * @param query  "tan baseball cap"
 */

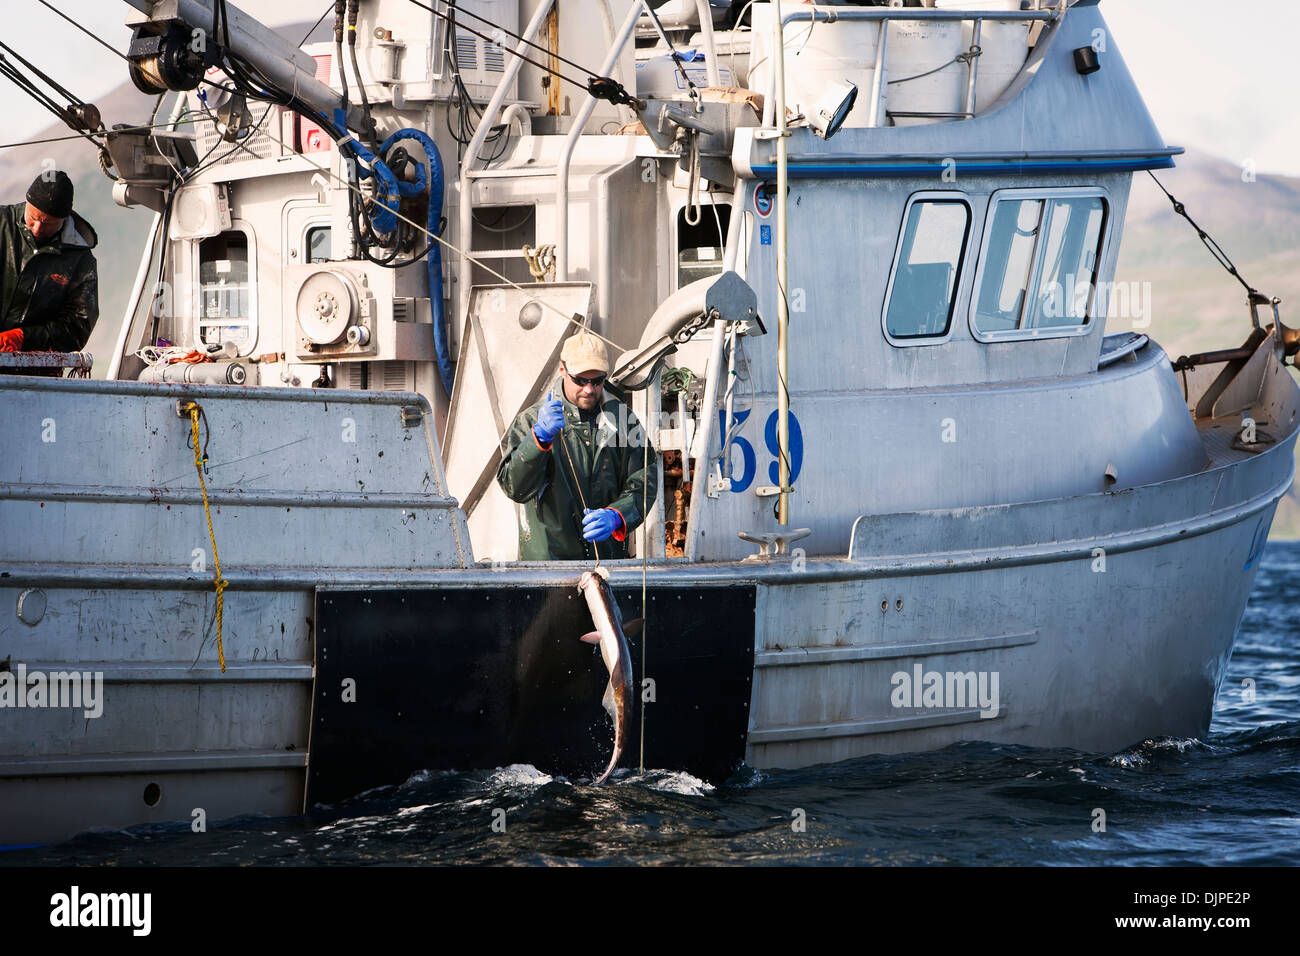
xmin=560 ymin=331 xmax=608 ymax=375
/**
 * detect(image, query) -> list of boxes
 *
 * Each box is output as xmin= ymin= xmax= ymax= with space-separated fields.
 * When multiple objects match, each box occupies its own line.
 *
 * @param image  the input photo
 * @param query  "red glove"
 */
xmin=0 ymin=329 xmax=22 ymax=352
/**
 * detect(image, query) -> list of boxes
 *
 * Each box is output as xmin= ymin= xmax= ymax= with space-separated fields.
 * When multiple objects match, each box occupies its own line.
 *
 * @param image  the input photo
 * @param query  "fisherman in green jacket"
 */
xmin=497 ymin=330 xmax=657 ymax=561
xmin=0 ymin=170 xmax=99 ymax=355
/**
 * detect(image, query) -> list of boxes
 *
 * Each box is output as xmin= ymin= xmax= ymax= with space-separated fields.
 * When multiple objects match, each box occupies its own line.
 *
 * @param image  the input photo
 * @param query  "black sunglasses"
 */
xmin=567 ymin=371 xmax=606 ymax=388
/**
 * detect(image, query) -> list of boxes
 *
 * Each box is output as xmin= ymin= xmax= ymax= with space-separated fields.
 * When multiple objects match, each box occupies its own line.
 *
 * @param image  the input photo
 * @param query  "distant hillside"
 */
xmin=1115 ymin=149 xmax=1300 ymax=539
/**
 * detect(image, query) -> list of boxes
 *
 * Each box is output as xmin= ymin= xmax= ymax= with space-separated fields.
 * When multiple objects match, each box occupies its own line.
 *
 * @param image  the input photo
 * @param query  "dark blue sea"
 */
xmin=6 ymin=543 xmax=1299 ymax=867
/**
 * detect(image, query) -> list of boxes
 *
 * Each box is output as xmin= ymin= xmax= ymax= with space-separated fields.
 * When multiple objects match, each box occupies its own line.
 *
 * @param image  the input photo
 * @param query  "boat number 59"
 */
xmin=717 ymin=409 xmax=803 ymax=492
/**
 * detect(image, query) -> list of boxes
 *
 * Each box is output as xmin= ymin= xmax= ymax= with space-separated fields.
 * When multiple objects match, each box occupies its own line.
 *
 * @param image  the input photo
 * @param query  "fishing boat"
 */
xmin=2 ymin=0 xmax=1296 ymax=845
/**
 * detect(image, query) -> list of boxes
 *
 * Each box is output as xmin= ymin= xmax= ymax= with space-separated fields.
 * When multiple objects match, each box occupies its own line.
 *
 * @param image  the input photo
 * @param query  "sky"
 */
xmin=2 ymin=0 xmax=1299 ymax=176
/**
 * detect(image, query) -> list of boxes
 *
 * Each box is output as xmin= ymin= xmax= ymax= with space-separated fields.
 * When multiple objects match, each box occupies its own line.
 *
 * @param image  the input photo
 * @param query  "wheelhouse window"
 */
xmin=197 ymin=228 xmax=255 ymax=351
xmin=972 ymin=191 xmax=1108 ymax=339
xmin=884 ymin=197 xmax=971 ymax=340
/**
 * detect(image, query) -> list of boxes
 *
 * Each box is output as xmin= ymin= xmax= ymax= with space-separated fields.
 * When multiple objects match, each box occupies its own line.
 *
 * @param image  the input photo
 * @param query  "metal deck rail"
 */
xmin=759 ymin=4 xmax=1061 ymax=128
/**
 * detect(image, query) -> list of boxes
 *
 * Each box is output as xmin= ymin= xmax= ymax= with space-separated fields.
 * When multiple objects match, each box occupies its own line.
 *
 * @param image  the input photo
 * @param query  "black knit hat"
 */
xmin=26 ymin=170 xmax=73 ymax=218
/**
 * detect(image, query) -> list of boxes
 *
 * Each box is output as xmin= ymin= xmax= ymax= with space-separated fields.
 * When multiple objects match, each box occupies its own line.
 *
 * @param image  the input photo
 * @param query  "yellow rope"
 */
xmin=183 ymin=401 xmax=227 ymax=673
xmin=522 ymin=243 xmax=556 ymax=281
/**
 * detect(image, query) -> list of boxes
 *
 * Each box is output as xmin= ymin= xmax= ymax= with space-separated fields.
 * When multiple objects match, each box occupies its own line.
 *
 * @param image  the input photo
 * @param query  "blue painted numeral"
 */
xmin=718 ymin=409 xmax=757 ymax=493
xmin=764 ymin=409 xmax=803 ymax=486
xmin=716 ymin=409 xmax=803 ymax=493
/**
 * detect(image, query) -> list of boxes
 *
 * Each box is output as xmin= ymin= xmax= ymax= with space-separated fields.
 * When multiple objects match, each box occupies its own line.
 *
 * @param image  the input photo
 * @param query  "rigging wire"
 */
xmin=149 ymin=93 xmax=182 ymax=181
xmin=302 ymin=3 xmax=336 ymax=45
xmin=0 ymin=116 xmax=205 ymax=152
xmin=147 ymin=100 xmax=278 ymax=346
xmin=404 ymin=0 xmax=614 ymax=92
xmin=201 ymin=117 xmax=624 ymax=352
xmin=640 ymin=0 xmax=701 ymax=107
xmin=35 ymin=0 xmax=130 ymax=62
xmin=31 ymin=0 xmax=288 ymax=96
xmin=887 ymin=46 xmax=982 ymax=87
xmin=1146 ymin=170 xmax=1267 ymax=302
xmin=442 ymin=2 xmax=508 ymax=165
xmin=0 ymin=59 xmax=83 ymax=138
xmin=27 ymin=0 xmax=627 ymax=352
xmin=0 ymin=38 xmax=87 ymax=111
xmin=0 ymin=39 xmax=108 ymax=151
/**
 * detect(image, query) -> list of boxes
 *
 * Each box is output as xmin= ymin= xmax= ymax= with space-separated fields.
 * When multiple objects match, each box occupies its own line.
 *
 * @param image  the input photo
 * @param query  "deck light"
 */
xmin=810 ymin=80 xmax=859 ymax=141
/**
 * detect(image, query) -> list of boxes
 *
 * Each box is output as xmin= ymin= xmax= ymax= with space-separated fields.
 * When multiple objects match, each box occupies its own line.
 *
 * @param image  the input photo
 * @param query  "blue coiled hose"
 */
xmin=380 ymin=128 xmax=452 ymax=396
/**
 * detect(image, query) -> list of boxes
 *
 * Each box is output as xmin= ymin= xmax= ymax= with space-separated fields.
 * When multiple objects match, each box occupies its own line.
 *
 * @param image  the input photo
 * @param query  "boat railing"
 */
xmin=0 ymin=352 xmax=93 ymax=377
xmin=759 ymin=4 xmax=1060 ymax=129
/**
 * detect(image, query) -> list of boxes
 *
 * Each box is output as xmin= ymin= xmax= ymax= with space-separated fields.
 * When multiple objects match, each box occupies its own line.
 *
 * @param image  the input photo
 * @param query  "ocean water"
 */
xmin=6 ymin=544 xmax=1299 ymax=867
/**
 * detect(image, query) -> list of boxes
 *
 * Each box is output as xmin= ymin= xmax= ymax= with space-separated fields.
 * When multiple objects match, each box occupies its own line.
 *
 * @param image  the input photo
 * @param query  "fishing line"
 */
xmin=638 ymin=391 xmax=649 ymax=775
xmin=557 ymin=424 xmax=599 ymax=569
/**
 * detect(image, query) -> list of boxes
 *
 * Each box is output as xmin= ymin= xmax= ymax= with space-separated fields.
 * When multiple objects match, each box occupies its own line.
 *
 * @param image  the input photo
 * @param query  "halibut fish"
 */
xmin=577 ymin=567 xmax=634 ymax=785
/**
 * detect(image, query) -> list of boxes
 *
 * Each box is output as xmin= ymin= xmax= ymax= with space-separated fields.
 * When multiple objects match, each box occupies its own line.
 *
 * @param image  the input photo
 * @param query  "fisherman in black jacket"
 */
xmin=0 ymin=170 xmax=99 ymax=355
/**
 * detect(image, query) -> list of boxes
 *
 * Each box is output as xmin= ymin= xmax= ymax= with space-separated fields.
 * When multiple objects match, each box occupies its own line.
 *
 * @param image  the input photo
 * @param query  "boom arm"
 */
xmin=121 ymin=0 xmax=359 ymax=131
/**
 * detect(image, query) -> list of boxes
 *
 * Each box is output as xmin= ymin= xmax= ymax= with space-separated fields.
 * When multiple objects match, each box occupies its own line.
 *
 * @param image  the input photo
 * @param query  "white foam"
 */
xmin=1108 ymin=752 xmax=1149 ymax=769
xmin=625 ymin=769 xmax=716 ymax=795
xmin=315 ymin=814 xmax=388 ymax=833
xmin=487 ymin=764 xmax=555 ymax=787
xmin=400 ymin=768 xmax=460 ymax=788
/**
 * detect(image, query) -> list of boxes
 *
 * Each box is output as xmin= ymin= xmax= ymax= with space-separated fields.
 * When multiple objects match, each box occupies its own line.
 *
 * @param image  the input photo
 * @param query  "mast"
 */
xmin=773 ymin=0 xmax=791 ymax=525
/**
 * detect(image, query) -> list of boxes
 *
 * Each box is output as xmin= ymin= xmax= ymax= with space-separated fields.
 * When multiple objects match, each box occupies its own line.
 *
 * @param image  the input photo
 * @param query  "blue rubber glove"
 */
xmin=532 ymin=393 xmax=565 ymax=445
xmin=582 ymin=507 xmax=623 ymax=542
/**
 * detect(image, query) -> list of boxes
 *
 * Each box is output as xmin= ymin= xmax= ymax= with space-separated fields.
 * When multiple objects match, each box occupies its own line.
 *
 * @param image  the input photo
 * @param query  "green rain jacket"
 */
xmin=0 ymin=202 xmax=99 ymax=351
xmin=497 ymin=379 xmax=658 ymax=560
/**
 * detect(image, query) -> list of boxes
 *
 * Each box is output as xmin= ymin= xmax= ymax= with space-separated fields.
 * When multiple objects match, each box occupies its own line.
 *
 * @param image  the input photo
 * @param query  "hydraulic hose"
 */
xmin=341 ymin=118 xmax=401 ymax=235
xmin=347 ymin=0 xmax=377 ymax=149
xmin=380 ymin=128 xmax=453 ymax=396
xmin=334 ymin=0 xmax=349 ymax=111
